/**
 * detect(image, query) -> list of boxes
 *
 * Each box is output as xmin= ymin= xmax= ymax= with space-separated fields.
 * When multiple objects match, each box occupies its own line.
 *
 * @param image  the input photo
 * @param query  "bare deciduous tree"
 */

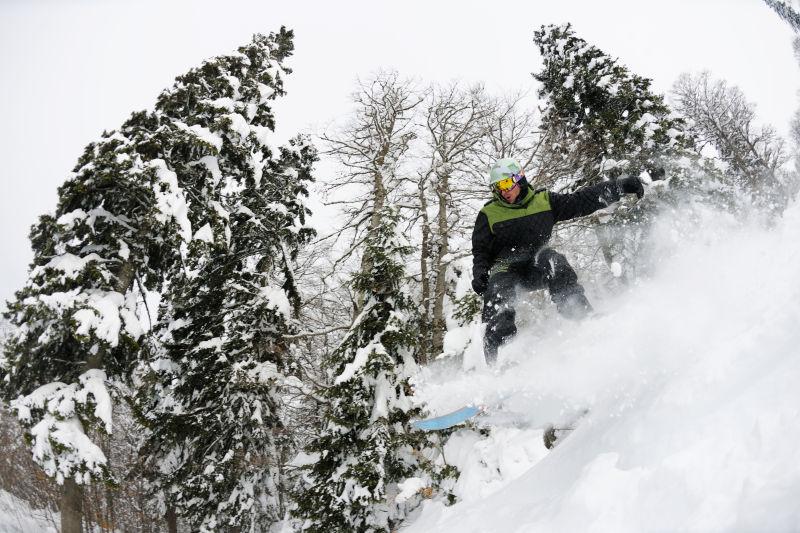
xmin=672 ymin=71 xmax=793 ymax=211
xmin=467 ymin=91 xmax=545 ymax=194
xmin=416 ymin=83 xmax=494 ymax=359
xmin=321 ymin=71 xmax=422 ymax=315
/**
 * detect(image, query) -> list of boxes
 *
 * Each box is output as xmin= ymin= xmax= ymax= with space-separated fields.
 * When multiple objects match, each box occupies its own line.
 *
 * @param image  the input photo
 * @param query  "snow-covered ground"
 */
xmin=4 ymin=193 xmax=799 ymax=532
xmin=0 ymin=490 xmax=57 ymax=533
xmin=407 ymin=196 xmax=800 ymax=532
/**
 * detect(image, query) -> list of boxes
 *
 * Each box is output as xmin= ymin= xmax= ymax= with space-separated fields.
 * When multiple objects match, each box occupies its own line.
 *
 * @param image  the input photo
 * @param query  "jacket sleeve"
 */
xmin=472 ymin=210 xmax=493 ymax=281
xmin=549 ymin=180 xmax=621 ymax=223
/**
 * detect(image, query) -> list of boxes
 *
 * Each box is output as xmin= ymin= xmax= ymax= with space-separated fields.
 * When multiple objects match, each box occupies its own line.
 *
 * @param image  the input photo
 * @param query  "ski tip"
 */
xmin=412 ymin=405 xmax=482 ymax=431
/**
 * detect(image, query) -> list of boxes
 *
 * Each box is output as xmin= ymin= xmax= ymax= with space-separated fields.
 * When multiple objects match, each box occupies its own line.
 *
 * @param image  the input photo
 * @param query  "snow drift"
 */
xmin=0 ymin=490 xmax=57 ymax=533
xmin=407 ymin=194 xmax=800 ymax=532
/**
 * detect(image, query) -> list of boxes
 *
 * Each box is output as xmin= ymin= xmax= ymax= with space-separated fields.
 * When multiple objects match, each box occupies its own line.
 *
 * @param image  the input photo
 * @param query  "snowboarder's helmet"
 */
xmin=489 ymin=158 xmax=522 ymax=184
xmin=489 ymin=158 xmax=523 ymax=191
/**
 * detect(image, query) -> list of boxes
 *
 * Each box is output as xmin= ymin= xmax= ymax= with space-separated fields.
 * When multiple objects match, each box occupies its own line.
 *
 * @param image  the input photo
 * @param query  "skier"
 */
xmin=471 ymin=158 xmax=645 ymax=363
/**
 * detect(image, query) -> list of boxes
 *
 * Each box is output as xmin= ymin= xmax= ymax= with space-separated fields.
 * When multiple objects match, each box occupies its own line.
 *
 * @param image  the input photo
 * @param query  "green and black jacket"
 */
xmin=471 ymin=180 xmax=622 ymax=281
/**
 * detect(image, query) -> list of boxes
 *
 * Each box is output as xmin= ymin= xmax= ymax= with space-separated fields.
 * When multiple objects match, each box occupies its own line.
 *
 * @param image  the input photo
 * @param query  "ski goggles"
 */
xmin=493 ymin=173 xmax=522 ymax=191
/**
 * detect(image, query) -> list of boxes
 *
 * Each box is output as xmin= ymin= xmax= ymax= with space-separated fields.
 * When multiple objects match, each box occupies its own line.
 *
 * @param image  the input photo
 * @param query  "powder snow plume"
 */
xmin=407 ymin=193 xmax=800 ymax=532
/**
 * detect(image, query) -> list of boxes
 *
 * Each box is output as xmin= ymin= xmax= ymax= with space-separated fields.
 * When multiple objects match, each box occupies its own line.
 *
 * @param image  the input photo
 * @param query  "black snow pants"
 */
xmin=482 ymin=248 xmax=592 ymax=364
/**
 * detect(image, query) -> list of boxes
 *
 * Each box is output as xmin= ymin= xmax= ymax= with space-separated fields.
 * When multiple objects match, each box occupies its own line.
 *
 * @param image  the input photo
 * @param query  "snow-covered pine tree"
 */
xmin=764 ymin=0 xmax=800 ymax=191
xmin=292 ymin=207 xmax=433 ymax=533
xmin=531 ymin=24 xmax=691 ymax=281
xmin=0 ymin=107 xmax=187 ymax=531
xmin=131 ymin=29 xmax=317 ymax=532
xmin=763 ymin=0 xmax=800 ymax=32
xmin=533 ymin=23 xmax=687 ymax=188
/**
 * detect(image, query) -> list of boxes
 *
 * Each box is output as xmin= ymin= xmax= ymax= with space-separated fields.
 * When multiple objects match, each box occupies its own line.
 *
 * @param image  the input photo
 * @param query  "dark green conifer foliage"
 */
xmin=0 ymin=105 xmax=182 ymax=485
xmin=1 ymin=26 xmax=313 ymax=532
xmin=292 ymin=207 xmax=433 ymax=533
xmin=533 ymin=23 xmax=687 ymax=187
xmin=131 ymin=29 xmax=317 ymax=531
xmin=764 ymin=0 xmax=800 ymax=32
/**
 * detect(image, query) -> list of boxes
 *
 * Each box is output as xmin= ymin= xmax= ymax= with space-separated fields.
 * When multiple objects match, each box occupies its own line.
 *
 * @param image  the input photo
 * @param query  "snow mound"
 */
xmin=407 ymin=197 xmax=800 ymax=532
xmin=0 ymin=490 xmax=57 ymax=533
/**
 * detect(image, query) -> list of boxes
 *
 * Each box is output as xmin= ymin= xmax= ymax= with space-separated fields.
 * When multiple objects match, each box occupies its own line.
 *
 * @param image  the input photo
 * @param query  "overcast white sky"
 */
xmin=1 ymin=0 xmax=797 ymax=308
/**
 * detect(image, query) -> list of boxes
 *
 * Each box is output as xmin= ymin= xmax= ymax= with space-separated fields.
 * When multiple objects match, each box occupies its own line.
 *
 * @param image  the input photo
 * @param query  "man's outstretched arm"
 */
xmin=550 ymin=177 xmax=642 ymax=223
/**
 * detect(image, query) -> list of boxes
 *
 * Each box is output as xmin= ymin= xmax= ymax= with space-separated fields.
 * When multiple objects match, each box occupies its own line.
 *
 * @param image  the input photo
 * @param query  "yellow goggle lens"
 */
xmin=494 ymin=176 xmax=517 ymax=191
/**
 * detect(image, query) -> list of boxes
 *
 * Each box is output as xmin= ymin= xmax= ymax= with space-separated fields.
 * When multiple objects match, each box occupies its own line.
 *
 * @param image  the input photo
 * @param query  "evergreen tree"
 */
xmin=131 ymin=29 xmax=317 ymax=531
xmin=292 ymin=207 xmax=433 ymax=533
xmin=529 ymin=24 xmax=695 ymax=282
xmin=138 ymin=141 xmax=316 ymax=532
xmin=764 ymin=0 xmax=800 ymax=32
xmin=763 ymin=0 xmax=800 ymax=203
xmin=533 ymin=23 xmax=687 ymax=188
xmin=0 ymin=26 xmax=307 ymax=532
xmin=0 ymin=101 xmax=187 ymax=531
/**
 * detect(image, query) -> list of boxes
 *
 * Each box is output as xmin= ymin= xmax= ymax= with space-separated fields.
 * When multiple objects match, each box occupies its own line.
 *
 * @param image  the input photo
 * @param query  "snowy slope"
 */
xmin=406 ymin=197 xmax=800 ymax=532
xmin=0 ymin=490 xmax=57 ymax=533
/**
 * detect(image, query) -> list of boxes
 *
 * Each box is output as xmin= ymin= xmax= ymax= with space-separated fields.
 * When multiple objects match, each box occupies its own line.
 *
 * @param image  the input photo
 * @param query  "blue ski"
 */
xmin=412 ymin=406 xmax=482 ymax=431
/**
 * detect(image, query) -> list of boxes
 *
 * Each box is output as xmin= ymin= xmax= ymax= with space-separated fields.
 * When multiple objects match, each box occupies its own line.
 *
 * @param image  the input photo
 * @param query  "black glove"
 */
xmin=472 ymin=272 xmax=489 ymax=295
xmin=617 ymin=176 xmax=644 ymax=199
xmin=649 ymin=167 xmax=666 ymax=181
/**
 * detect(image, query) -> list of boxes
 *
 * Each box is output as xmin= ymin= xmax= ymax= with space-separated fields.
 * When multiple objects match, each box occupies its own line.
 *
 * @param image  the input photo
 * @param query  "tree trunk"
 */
xmin=356 ymin=159 xmax=388 ymax=316
xmin=115 ymin=260 xmax=136 ymax=296
xmin=431 ymin=173 xmax=450 ymax=356
xmin=104 ymin=435 xmax=115 ymax=532
xmin=417 ymin=178 xmax=432 ymax=365
xmin=165 ymin=506 xmax=178 ymax=533
xmin=62 ymin=259 xmax=136 ymax=533
xmin=61 ymin=478 xmax=83 ymax=533
xmin=370 ymin=166 xmax=387 ymax=230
